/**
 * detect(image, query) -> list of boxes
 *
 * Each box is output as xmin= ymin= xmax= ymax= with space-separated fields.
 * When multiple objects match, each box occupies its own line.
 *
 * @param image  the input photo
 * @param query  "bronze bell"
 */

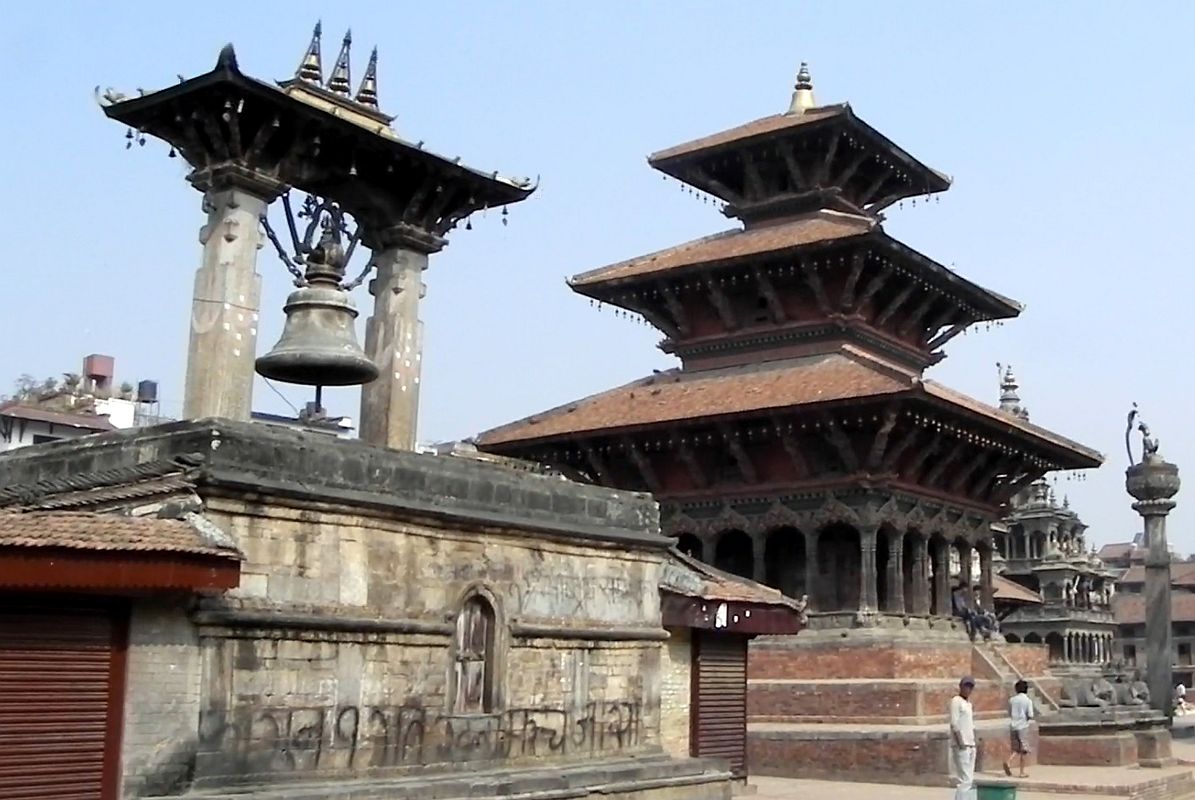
xmin=256 ymin=217 xmax=379 ymax=387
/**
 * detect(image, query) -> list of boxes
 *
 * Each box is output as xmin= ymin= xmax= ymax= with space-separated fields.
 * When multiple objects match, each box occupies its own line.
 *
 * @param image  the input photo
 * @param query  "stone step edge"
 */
xmin=976 ymin=769 xmax=1195 ymax=798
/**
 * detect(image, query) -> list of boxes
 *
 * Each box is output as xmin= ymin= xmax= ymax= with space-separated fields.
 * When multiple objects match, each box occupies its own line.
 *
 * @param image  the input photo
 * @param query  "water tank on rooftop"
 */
xmin=136 ymin=380 xmax=158 ymax=404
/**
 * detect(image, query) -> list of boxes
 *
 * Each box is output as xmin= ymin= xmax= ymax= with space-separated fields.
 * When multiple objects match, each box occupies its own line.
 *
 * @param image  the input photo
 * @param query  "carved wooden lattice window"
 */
xmin=453 ymin=596 xmax=495 ymax=714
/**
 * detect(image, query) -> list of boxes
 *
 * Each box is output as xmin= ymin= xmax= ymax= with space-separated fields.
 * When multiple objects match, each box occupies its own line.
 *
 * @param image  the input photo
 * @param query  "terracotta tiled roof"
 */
xmin=663 ymin=548 xmax=799 ymax=609
xmin=476 ymin=348 xmax=1103 ymax=471
xmin=1098 ymin=542 xmax=1135 ymax=560
xmin=1114 ymin=592 xmax=1195 ymax=624
xmin=569 ymin=212 xmax=872 ymax=288
xmin=650 ymin=106 xmax=848 ymax=163
xmin=477 ymin=349 xmax=910 ymax=446
xmin=0 ymin=511 xmax=238 ymax=558
xmin=0 ymin=402 xmax=116 ymax=431
xmin=993 ymin=574 xmax=1042 ymax=605
xmin=921 ymin=381 xmax=1103 ymax=467
xmin=1118 ymin=562 xmax=1195 ymax=587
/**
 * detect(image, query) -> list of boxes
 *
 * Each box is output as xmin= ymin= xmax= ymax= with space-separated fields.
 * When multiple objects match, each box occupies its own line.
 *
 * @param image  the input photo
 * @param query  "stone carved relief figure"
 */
xmin=1126 ymin=404 xmax=1161 ymax=465
xmin=794 ymin=594 xmax=809 ymax=626
xmin=1059 ymin=679 xmax=1111 ymax=708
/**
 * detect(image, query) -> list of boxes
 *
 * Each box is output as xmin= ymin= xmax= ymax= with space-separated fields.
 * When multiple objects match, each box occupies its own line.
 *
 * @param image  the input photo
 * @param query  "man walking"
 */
xmin=950 ymin=676 xmax=977 ymax=799
xmin=1003 ymin=680 xmax=1034 ymax=777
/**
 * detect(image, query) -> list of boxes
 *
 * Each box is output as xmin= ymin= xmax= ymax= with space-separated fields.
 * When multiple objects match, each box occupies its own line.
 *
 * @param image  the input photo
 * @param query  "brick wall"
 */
xmin=991 ymin=643 xmax=1049 ymax=676
xmin=121 ymin=602 xmax=203 ymax=798
xmin=748 ymin=678 xmax=1008 ymax=723
xmin=660 ymin=628 xmax=691 ymax=758
xmin=749 ymin=640 xmax=971 ymax=680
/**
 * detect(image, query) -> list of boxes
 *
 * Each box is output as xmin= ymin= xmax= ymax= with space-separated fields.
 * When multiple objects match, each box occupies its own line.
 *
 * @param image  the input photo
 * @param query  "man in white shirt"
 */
xmin=1004 ymin=680 xmax=1034 ymax=777
xmin=949 ymin=676 xmax=977 ymax=800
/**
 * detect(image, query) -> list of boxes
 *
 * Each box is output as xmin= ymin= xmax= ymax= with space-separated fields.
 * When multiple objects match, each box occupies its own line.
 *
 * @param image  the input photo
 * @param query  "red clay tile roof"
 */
xmin=570 ymin=212 xmax=872 ymax=288
xmin=921 ymin=381 xmax=1103 ymax=467
xmin=0 ymin=511 xmax=239 ymax=558
xmin=0 ymin=402 xmax=116 ymax=431
xmin=650 ymin=106 xmax=848 ymax=163
xmin=664 ymin=548 xmax=799 ymax=609
xmin=1114 ymin=592 xmax=1195 ymax=624
xmin=1098 ymin=542 xmax=1135 ymax=561
xmin=476 ymin=347 xmax=1103 ymax=470
xmin=1118 ymin=562 xmax=1195 ymax=587
xmin=477 ymin=349 xmax=909 ymax=446
xmin=993 ymin=574 xmax=1042 ymax=605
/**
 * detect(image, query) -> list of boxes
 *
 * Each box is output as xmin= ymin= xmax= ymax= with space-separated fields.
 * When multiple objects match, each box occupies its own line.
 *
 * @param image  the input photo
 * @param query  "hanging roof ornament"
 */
xmin=355 ymin=46 xmax=379 ymax=108
xmin=327 ymin=30 xmax=352 ymax=95
xmin=788 ymin=61 xmax=816 ymax=115
xmin=296 ymin=21 xmax=323 ymax=83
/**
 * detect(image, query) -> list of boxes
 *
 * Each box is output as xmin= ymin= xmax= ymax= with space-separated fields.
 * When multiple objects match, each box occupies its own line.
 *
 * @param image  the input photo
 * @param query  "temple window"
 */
xmin=452 ymin=594 xmax=497 ymax=714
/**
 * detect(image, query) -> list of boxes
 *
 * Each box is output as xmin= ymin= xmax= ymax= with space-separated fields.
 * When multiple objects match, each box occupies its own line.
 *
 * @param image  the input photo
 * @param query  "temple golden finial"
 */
xmin=355 ymin=47 xmax=379 ymax=108
xmin=788 ymin=62 xmax=816 ymax=115
xmin=296 ymin=22 xmax=323 ymax=83
xmin=327 ymin=30 xmax=353 ymax=95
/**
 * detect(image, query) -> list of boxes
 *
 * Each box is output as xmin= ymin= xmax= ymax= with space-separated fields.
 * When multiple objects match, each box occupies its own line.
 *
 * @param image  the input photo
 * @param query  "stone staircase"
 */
xmin=972 ymin=642 xmax=1061 ymax=716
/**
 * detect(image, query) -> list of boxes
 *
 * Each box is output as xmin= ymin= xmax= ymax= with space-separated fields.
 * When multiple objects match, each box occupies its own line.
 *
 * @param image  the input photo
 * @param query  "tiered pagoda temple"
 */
xmin=478 ymin=65 xmax=1102 ymax=630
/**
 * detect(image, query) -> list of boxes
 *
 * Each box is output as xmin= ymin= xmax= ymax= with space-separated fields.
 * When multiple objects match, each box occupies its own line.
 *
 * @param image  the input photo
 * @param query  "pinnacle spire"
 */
xmin=296 ymin=21 xmax=323 ymax=83
xmin=355 ymin=46 xmax=379 ymax=108
xmin=327 ymin=29 xmax=352 ymax=95
xmin=788 ymin=62 xmax=816 ymax=115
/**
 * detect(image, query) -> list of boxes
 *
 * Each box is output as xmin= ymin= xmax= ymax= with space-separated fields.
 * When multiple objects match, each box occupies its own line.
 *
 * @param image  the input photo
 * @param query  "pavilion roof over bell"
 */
xmin=476 ymin=344 xmax=1103 ymax=470
xmin=100 ymin=43 xmax=535 ymax=210
xmin=569 ymin=209 xmax=1022 ymax=321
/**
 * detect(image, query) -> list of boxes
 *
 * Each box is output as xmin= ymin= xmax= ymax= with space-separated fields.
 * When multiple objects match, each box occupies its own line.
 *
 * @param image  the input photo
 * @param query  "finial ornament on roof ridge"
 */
xmin=327 ymin=29 xmax=353 ymax=95
xmin=788 ymin=61 xmax=816 ymax=115
xmin=355 ymin=46 xmax=379 ymax=108
xmin=297 ymin=21 xmax=324 ymax=83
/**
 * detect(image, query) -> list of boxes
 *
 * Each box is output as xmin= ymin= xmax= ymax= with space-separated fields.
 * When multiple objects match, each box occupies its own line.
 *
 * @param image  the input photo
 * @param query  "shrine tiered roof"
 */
xmin=568 ymin=210 xmax=1022 ymax=322
xmin=476 ymin=346 xmax=1103 ymax=469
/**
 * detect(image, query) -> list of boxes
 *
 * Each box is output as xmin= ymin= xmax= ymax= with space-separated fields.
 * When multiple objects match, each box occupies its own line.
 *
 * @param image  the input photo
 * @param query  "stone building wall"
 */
xmin=171 ymin=496 xmax=666 ymax=789
xmin=121 ymin=602 xmax=204 ymax=798
xmin=660 ymin=627 xmax=692 ymax=758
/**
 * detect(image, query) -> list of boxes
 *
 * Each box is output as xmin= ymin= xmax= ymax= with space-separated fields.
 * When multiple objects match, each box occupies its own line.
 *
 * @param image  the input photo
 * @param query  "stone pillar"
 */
xmin=958 ymin=540 xmax=974 ymax=606
xmin=933 ymin=539 xmax=951 ymax=616
xmin=860 ymin=525 xmax=879 ymax=612
xmin=912 ymin=536 xmax=930 ymax=615
xmin=1064 ymin=632 xmax=1072 ymax=662
xmin=980 ymin=545 xmax=994 ymax=610
xmin=182 ymin=173 xmax=283 ymax=420
xmin=886 ymin=529 xmax=905 ymax=614
xmin=752 ymin=533 xmax=767 ymax=585
xmin=1126 ymin=450 xmax=1180 ymax=718
xmin=804 ymin=529 xmax=820 ymax=611
xmin=359 ymin=231 xmax=436 ymax=450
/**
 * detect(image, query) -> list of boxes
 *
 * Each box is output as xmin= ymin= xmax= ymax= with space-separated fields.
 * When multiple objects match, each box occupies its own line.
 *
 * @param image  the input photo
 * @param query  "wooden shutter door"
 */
xmin=691 ymin=632 xmax=748 ymax=777
xmin=0 ymin=602 xmax=124 ymax=800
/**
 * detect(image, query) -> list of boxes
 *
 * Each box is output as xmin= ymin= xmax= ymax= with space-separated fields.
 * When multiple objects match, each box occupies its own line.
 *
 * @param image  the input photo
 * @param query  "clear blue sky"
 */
xmin=2 ymin=3 xmax=1192 ymax=552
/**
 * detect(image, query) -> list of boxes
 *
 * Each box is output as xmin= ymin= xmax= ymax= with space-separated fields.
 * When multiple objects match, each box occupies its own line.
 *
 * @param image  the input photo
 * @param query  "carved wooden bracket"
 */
xmin=858 ymin=167 xmax=893 ymax=206
xmin=773 ymin=417 xmax=809 ymax=477
xmin=840 ymin=250 xmax=868 ymax=311
xmin=676 ymin=441 xmax=708 ymax=489
xmin=752 ymin=266 xmax=788 ymax=323
xmin=658 ymin=282 xmax=691 ymax=336
xmin=835 ymin=150 xmax=870 ymax=187
xmin=898 ymin=294 xmax=939 ymax=336
xmin=854 ymin=260 xmax=893 ymax=313
xmin=926 ymin=321 xmax=968 ymax=352
xmin=923 ymin=439 xmax=967 ymax=488
xmin=581 ymin=444 xmax=613 ymax=485
xmin=719 ymin=424 xmax=759 ymax=484
xmin=874 ymin=283 xmax=915 ymax=327
xmin=799 ymin=259 xmax=833 ymax=315
xmin=623 ymin=439 xmax=661 ymax=493
xmin=819 ymin=416 xmax=860 ymax=473
xmin=817 ymin=130 xmax=842 ymax=186
xmin=865 ymin=407 xmax=900 ymax=471
xmin=780 ymin=145 xmax=808 ymax=192
xmin=705 ymin=277 xmax=739 ymax=330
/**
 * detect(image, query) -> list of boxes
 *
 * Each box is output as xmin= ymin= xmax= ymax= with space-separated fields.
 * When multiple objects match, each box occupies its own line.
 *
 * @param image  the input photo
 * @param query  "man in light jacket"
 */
xmin=949 ymin=676 xmax=977 ymax=799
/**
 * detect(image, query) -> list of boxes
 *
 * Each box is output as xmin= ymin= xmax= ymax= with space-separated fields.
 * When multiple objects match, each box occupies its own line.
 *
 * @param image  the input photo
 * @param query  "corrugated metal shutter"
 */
xmin=692 ymin=632 xmax=748 ymax=777
xmin=0 ymin=603 xmax=122 ymax=800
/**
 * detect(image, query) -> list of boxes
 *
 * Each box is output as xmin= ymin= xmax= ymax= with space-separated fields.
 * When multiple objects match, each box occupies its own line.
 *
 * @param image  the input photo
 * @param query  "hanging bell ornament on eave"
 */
xmin=256 ymin=214 xmax=379 ymax=387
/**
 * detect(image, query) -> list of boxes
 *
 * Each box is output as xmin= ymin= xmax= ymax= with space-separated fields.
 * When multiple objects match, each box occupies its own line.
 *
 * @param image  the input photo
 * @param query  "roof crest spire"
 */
xmin=787 ymin=61 xmax=816 ymax=115
xmin=296 ymin=21 xmax=323 ymax=83
xmin=327 ymin=29 xmax=352 ymax=95
xmin=355 ymin=46 xmax=379 ymax=108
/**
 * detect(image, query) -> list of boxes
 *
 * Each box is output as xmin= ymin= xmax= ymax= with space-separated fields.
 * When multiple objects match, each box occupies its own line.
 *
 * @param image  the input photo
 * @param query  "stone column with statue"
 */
xmin=1124 ymin=405 xmax=1180 ymax=719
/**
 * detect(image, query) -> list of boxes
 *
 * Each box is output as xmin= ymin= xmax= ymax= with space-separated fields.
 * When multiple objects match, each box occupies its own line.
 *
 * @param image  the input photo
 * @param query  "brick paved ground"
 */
xmin=750 ymin=776 xmax=1108 ymax=799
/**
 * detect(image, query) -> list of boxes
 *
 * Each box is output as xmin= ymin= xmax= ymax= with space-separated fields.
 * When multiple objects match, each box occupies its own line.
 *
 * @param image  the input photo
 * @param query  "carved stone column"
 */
xmin=979 ymin=546 xmax=994 ymax=610
xmin=804 ymin=529 xmax=820 ymax=611
xmin=752 ymin=532 xmax=767 ymax=585
xmin=1127 ymin=451 xmax=1180 ymax=718
xmin=359 ymin=226 xmax=438 ymax=450
xmin=886 ymin=529 xmax=905 ymax=614
xmin=183 ymin=171 xmax=285 ymax=420
xmin=958 ymin=539 xmax=974 ymax=607
xmin=860 ymin=525 xmax=879 ymax=612
xmin=933 ymin=538 xmax=951 ymax=616
xmin=911 ymin=536 xmax=930 ymax=615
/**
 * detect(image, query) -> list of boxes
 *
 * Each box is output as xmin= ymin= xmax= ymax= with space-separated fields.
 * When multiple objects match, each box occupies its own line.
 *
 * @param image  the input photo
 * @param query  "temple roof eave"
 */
xmin=100 ymin=47 xmax=535 ymax=208
xmin=647 ymin=103 xmax=952 ymax=198
xmin=567 ymin=220 xmax=1023 ymax=323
